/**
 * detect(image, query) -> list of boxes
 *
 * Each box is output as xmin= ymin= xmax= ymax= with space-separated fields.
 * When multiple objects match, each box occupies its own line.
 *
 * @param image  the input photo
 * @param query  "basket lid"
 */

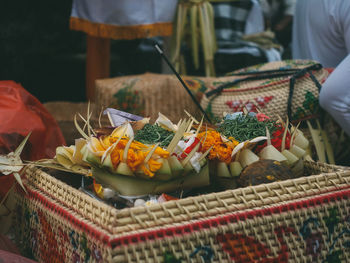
xmin=207 ymin=60 xmax=329 ymax=94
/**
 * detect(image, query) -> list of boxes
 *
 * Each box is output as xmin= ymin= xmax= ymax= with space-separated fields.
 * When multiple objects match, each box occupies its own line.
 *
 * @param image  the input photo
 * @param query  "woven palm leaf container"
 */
xmin=14 ymin=161 xmax=350 ymax=262
xmin=200 ymin=60 xmax=329 ymax=123
xmin=95 ymin=73 xmax=236 ymax=123
xmin=95 ymin=60 xmax=328 ymax=125
xmin=95 ymin=73 xmax=199 ymax=123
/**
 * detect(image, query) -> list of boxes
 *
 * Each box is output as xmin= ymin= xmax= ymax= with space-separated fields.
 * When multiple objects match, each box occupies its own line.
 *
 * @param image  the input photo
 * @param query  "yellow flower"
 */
xmin=197 ymin=131 xmax=235 ymax=164
xmin=227 ymin=137 xmax=240 ymax=148
xmin=127 ymin=149 xmax=147 ymax=171
xmin=87 ymin=132 xmax=169 ymax=177
xmin=154 ymin=146 xmax=170 ymax=159
xmin=141 ymin=158 xmax=162 ymax=177
xmin=131 ymin=140 xmax=149 ymax=150
xmin=101 ymin=135 xmax=113 ymax=148
xmin=111 ymin=149 xmax=122 ymax=167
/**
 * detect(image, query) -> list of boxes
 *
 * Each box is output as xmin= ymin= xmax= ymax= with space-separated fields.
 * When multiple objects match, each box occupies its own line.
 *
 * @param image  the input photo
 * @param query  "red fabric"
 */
xmin=0 ymin=235 xmax=36 ymax=263
xmin=0 ymin=250 xmax=37 ymax=263
xmin=0 ymin=176 xmax=15 ymax=199
xmin=0 ymin=235 xmax=20 ymax=255
xmin=0 ymin=81 xmax=65 ymax=161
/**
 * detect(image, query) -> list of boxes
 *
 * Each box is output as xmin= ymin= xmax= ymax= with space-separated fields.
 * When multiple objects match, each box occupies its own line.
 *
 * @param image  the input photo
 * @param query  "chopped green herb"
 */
xmin=135 ymin=124 xmax=174 ymax=147
xmin=217 ymin=115 xmax=277 ymax=142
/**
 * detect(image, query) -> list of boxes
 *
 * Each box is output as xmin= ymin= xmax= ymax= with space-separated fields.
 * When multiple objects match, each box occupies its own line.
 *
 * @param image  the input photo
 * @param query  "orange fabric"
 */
xmin=70 ymin=17 xmax=173 ymax=40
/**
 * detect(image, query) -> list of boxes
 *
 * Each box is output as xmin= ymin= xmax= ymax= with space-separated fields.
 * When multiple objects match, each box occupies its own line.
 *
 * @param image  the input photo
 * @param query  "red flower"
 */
xmin=256 ymin=113 xmax=270 ymax=122
xmin=256 ymin=127 xmax=291 ymax=152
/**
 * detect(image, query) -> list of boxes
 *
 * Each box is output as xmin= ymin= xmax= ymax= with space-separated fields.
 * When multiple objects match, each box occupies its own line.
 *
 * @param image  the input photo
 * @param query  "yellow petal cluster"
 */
xmin=197 ymin=131 xmax=238 ymax=164
xmin=141 ymin=159 xmax=163 ymax=178
xmin=89 ymin=134 xmax=169 ymax=177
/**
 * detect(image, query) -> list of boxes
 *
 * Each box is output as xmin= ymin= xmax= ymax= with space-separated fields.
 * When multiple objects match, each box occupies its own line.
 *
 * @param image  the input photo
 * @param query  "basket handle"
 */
xmin=205 ymin=71 xmax=294 ymax=97
xmin=287 ymin=64 xmax=323 ymax=121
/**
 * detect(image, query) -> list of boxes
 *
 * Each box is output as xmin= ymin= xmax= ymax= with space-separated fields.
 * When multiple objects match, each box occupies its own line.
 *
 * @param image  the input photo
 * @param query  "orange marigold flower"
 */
xmin=110 ymin=149 xmax=122 ymax=167
xmin=127 ymin=149 xmax=147 ymax=171
xmin=154 ymin=146 xmax=170 ymax=158
xmin=141 ymin=158 xmax=162 ymax=177
xmin=197 ymin=131 xmax=235 ymax=164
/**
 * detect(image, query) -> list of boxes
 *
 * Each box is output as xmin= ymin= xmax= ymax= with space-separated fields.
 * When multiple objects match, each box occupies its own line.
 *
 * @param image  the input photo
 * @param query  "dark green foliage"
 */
xmin=217 ymin=115 xmax=277 ymax=142
xmin=135 ymin=124 xmax=174 ymax=147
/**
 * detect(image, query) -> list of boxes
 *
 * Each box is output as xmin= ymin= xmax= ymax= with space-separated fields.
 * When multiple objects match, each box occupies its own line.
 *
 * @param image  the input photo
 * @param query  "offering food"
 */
xmin=54 ymin=112 xmax=211 ymax=197
xmin=237 ymin=159 xmax=294 ymax=187
xmin=204 ymin=111 xmax=311 ymax=189
xmin=49 ymin=107 xmax=311 ymax=204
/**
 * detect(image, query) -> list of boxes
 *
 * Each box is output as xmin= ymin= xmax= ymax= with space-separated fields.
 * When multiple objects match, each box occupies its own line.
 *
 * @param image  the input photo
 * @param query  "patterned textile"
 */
xmin=14 ymin=162 xmax=350 ymax=262
xmin=211 ymin=0 xmax=281 ymax=69
xmin=212 ymin=0 xmax=254 ymax=43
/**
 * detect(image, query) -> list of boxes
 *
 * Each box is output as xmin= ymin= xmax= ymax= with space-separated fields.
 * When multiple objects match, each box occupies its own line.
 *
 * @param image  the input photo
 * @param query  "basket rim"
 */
xmin=21 ymin=161 xmax=350 ymax=236
xmin=16 ymin=171 xmax=350 ymax=251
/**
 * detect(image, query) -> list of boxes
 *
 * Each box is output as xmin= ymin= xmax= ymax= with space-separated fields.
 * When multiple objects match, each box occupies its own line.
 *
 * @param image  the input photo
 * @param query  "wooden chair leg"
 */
xmin=86 ymin=35 xmax=110 ymax=101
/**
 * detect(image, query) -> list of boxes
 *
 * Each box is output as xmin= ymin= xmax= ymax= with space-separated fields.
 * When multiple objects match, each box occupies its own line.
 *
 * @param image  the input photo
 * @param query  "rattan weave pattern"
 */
xmin=15 ymin=184 xmax=114 ymax=263
xmin=109 ymin=189 xmax=350 ymax=262
xmin=15 ymin=174 xmax=350 ymax=262
xmin=95 ymin=61 xmax=328 ymax=125
xmin=23 ymin=161 xmax=349 ymax=236
xmin=200 ymin=60 xmax=329 ymax=121
xmin=96 ymin=73 xmax=201 ymax=122
xmin=95 ymin=73 xmax=240 ymax=122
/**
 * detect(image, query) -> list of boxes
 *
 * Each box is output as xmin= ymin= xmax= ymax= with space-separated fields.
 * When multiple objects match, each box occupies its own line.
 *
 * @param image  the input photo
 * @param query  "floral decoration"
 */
xmin=189 ymin=245 xmax=214 ymax=263
xmin=197 ymin=130 xmax=239 ymax=164
xmin=183 ymin=77 xmax=207 ymax=102
xmin=225 ymin=96 xmax=274 ymax=113
xmin=292 ymin=91 xmax=319 ymax=121
xmin=16 ymin=204 xmax=103 ymax=263
xmin=299 ymin=207 xmax=350 ymax=263
xmin=217 ymin=226 xmax=296 ymax=263
xmin=111 ymin=79 xmax=144 ymax=116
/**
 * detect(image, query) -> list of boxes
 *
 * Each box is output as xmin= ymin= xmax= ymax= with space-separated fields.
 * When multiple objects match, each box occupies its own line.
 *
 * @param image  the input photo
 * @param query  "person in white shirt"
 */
xmin=319 ymin=54 xmax=350 ymax=135
xmin=292 ymin=0 xmax=350 ymax=136
xmin=292 ymin=0 xmax=350 ymax=68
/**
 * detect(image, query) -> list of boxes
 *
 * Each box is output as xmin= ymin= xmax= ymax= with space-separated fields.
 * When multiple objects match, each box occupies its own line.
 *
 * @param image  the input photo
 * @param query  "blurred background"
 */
xmin=0 ymin=0 xmax=292 ymax=102
xmin=0 ymin=0 xmax=164 ymax=102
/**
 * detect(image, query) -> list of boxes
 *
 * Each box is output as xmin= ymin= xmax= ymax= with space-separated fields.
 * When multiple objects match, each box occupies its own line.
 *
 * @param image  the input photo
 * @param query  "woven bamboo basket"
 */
xmin=14 ymin=161 xmax=350 ymax=262
xmin=95 ymin=60 xmax=328 ymax=125
xmin=44 ymin=102 xmax=110 ymax=146
xmin=201 ymin=60 xmax=329 ymax=122
xmin=95 ymin=73 xmax=235 ymax=123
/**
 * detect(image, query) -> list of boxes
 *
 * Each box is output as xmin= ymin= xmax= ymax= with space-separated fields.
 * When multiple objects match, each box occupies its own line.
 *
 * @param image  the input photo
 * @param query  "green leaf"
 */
xmin=323 ymin=207 xmax=340 ymax=239
xmin=326 ymin=250 xmax=342 ymax=263
xmin=164 ymin=251 xmax=182 ymax=263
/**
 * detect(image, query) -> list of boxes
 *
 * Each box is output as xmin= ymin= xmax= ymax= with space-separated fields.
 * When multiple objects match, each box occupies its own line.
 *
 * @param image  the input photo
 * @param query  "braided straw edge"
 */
xmin=21 ymin=161 xmax=350 ymax=236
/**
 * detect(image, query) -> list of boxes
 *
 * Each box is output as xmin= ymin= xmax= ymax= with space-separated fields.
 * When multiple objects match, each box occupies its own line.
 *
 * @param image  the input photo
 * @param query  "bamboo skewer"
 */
xmin=155 ymin=44 xmax=212 ymax=123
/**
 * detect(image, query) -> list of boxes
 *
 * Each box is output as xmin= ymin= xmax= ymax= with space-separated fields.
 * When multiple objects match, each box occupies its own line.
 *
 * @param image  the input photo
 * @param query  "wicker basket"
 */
xmin=95 ymin=73 xmax=236 ymax=123
xmin=201 ymin=60 xmax=329 ymax=122
xmin=95 ymin=60 xmax=328 ymax=125
xmin=44 ymin=102 xmax=110 ymax=146
xmin=14 ymin=161 xmax=350 ymax=262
